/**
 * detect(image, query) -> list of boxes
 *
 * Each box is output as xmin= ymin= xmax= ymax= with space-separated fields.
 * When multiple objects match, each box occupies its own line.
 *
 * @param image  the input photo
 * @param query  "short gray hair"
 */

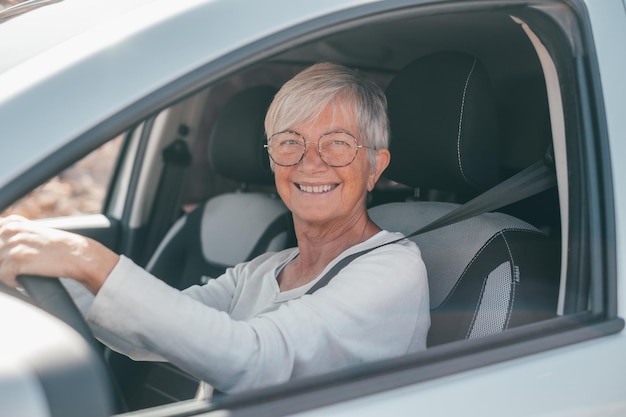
xmin=265 ymin=62 xmax=389 ymax=169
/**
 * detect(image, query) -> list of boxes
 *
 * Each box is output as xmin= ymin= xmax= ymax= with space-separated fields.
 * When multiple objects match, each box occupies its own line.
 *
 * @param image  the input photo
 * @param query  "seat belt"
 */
xmin=412 ymin=159 xmax=556 ymax=235
xmin=306 ymin=157 xmax=557 ymax=295
xmin=142 ymin=134 xmax=192 ymax=264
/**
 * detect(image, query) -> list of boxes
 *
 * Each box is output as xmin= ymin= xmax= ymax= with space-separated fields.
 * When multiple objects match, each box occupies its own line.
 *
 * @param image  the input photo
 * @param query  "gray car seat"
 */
xmin=369 ymin=51 xmax=561 ymax=347
xmin=146 ymin=85 xmax=292 ymax=290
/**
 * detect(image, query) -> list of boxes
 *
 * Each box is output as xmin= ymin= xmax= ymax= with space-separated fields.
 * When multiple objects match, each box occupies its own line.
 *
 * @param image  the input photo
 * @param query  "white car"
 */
xmin=1 ymin=0 xmax=625 ymax=416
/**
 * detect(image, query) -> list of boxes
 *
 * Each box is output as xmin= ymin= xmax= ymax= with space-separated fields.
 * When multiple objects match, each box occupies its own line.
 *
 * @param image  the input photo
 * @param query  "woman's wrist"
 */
xmin=75 ymin=237 xmax=120 ymax=294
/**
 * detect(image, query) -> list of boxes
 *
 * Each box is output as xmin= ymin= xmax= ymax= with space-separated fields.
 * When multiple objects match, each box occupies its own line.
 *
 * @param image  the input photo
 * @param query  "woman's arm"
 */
xmin=87 ymin=242 xmax=429 ymax=394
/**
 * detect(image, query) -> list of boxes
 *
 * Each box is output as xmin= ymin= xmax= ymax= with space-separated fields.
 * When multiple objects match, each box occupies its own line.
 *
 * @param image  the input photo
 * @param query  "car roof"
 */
xmin=0 ymin=0 xmax=378 ymax=191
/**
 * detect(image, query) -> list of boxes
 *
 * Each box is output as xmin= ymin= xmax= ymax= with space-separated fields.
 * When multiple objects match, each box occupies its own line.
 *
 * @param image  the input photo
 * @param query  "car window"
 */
xmin=0 ymin=136 xmax=123 ymax=219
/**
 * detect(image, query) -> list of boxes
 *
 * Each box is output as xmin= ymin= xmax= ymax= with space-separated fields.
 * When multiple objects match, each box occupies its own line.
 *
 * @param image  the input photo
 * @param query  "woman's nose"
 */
xmin=300 ymin=142 xmax=325 ymax=167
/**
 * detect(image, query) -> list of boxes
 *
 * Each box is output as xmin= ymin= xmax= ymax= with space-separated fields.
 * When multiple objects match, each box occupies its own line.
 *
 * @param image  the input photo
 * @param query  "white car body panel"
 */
xmin=586 ymin=0 xmax=626 ymax=320
xmin=292 ymin=335 xmax=626 ymax=417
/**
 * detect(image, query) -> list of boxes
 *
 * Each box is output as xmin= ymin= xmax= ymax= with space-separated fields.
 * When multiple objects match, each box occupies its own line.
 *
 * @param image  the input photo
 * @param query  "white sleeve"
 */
xmin=87 ymin=255 xmax=240 ymax=361
xmin=87 ymin=245 xmax=429 ymax=393
xmin=60 ymin=277 xmax=95 ymax=316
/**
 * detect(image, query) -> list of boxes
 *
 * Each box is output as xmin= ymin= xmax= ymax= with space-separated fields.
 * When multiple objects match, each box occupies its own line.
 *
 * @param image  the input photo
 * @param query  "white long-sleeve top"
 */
xmin=85 ymin=230 xmax=430 ymax=393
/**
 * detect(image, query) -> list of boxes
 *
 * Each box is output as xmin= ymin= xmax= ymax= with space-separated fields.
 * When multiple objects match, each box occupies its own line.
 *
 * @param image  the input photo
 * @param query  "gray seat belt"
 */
xmin=142 ymin=135 xmax=192 ymax=264
xmin=306 ymin=157 xmax=557 ymax=295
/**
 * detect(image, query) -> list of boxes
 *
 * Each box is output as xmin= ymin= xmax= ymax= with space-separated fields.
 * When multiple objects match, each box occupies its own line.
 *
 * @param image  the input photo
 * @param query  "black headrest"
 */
xmin=209 ymin=85 xmax=278 ymax=185
xmin=385 ymin=51 xmax=499 ymax=193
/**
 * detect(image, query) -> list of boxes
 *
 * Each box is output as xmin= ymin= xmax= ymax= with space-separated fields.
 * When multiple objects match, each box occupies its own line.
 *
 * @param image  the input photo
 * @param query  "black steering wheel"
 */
xmin=14 ymin=275 xmax=127 ymax=413
xmin=16 ymin=276 xmax=100 ymax=350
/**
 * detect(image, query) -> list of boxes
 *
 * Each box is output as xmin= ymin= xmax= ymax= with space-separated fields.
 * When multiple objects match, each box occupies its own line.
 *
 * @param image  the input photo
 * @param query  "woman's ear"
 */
xmin=367 ymin=148 xmax=391 ymax=191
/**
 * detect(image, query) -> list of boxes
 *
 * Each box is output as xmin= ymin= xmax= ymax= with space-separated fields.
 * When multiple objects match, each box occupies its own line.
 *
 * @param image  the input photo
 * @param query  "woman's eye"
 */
xmin=331 ymin=139 xmax=350 ymax=147
xmin=280 ymin=139 xmax=301 ymax=146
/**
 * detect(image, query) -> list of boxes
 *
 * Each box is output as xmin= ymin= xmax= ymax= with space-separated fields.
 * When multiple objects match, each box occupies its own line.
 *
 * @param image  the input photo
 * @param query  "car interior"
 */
xmin=3 ymin=5 xmax=578 ymax=415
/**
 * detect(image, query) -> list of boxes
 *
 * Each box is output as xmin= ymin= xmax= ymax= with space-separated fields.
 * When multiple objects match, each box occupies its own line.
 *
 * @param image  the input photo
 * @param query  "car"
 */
xmin=0 ymin=0 xmax=625 ymax=416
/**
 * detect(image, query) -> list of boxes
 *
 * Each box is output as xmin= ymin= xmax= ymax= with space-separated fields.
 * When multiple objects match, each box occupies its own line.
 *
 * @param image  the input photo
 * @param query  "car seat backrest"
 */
xmin=147 ymin=85 xmax=292 ymax=289
xmin=384 ymin=51 xmax=500 ymax=196
xmin=369 ymin=51 xmax=560 ymax=347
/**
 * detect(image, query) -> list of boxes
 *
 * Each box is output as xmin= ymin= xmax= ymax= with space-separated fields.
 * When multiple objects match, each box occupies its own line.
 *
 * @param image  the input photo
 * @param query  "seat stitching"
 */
xmin=500 ymin=231 xmax=516 ymax=330
xmin=457 ymin=58 xmax=477 ymax=186
xmin=431 ymin=231 xmax=497 ymax=310
xmin=467 ymin=230 xmax=516 ymax=336
xmin=465 ymin=231 xmax=508 ymax=339
xmin=465 ymin=270 xmax=490 ymax=339
xmin=466 ymin=231 xmax=516 ymax=338
xmin=430 ymin=227 xmax=538 ymax=310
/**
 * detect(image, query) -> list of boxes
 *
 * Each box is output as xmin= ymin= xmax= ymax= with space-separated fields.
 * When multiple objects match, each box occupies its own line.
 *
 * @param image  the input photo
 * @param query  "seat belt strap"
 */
xmin=407 ymin=159 xmax=556 ymax=237
xmin=305 ymin=247 xmax=378 ymax=295
xmin=306 ymin=159 xmax=556 ymax=295
xmin=142 ymin=136 xmax=192 ymax=264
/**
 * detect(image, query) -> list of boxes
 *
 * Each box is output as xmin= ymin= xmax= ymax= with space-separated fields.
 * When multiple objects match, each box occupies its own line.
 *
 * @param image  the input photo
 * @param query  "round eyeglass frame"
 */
xmin=264 ymin=130 xmax=372 ymax=167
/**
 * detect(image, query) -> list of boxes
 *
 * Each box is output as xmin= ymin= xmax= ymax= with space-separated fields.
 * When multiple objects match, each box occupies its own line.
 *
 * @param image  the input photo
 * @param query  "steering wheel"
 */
xmin=14 ymin=275 xmax=127 ymax=413
xmin=16 ymin=276 xmax=100 ymax=350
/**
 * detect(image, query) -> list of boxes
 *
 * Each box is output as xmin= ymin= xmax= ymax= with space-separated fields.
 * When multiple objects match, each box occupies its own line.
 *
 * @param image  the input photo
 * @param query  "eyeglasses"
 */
xmin=264 ymin=130 xmax=371 ymax=167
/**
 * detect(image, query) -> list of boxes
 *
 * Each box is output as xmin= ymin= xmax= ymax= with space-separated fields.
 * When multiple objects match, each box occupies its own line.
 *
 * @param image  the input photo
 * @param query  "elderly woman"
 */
xmin=0 ymin=63 xmax=429 ymax=394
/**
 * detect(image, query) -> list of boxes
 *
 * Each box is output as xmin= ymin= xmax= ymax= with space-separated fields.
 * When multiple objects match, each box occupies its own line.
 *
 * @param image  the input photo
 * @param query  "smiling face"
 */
xmin=272 ymin=98 xmax=389 ymax=232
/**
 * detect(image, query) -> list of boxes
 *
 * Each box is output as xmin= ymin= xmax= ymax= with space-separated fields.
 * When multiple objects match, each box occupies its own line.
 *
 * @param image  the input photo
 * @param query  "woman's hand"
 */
xmin=0 ymin=215 xmax=118 ymax=294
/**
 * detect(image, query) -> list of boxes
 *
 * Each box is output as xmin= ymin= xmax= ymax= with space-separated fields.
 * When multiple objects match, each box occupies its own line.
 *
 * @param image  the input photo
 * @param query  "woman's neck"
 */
xmin=278 ymin=216 xmax=380 ymax=291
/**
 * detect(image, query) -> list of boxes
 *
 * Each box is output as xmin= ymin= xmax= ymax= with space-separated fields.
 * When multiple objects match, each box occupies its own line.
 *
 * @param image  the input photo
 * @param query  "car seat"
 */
xmin=369 ymin=51 xmax=561 ymax=347
xmin=146 ymin=85 xmax=292 ymax=290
